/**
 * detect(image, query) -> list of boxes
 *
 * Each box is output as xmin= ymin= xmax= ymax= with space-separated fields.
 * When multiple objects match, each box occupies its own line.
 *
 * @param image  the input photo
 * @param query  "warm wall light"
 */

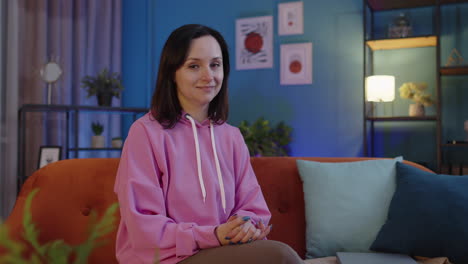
xmin=365 ymin=75 xmax=395 ymax=102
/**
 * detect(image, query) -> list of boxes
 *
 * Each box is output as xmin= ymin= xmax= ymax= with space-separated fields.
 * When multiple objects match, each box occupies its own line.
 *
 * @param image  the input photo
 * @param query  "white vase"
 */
xmin=91 ymin=135 xmax=105 ymax=148
xmin=111 ymin=138 xmax=123 ymax=148
xmin=409 ymin=103 xmax=425 ymax=117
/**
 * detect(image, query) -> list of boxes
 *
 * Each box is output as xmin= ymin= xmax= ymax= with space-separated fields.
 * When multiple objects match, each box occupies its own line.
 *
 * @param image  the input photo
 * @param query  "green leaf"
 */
xmin=237 ymin=118 xmax=292 ymax=157
xmin=73 ymin=203 xmax=119 ymax=264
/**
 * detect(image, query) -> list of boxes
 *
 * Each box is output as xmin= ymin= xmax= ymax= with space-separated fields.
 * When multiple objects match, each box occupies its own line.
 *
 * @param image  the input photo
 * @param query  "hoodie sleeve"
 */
xmin=114 ymin=121 xmax=220 ymax=261
xmin=231 ymin=128 xmax=272 ymax=227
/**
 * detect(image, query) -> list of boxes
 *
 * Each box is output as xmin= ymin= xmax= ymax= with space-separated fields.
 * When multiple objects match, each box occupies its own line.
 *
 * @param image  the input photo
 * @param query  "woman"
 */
xmin=114 ymin=24 xmax=303 ymax=264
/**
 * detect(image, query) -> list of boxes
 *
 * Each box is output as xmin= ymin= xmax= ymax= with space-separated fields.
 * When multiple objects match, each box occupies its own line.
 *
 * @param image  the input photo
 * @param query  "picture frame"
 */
xmin=280 ymin=42 xmax=313 ymax=85
xmin=236 ymin=16 xmax=274 ymax=70
xmin=278 ymin=1 xmax=304 ymax=36
xmin=38 ymin=146 xmax=62 ymax=169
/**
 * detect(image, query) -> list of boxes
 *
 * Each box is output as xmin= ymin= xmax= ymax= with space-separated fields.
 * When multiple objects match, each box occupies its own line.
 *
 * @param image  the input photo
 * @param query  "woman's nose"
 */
xmin=200 ymin=67 xmax=213 ymax=81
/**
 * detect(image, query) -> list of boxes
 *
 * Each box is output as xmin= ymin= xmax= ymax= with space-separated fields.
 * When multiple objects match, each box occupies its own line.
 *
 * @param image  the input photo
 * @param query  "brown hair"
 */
xmin=150 ymin=24 xmax=230 ymax=129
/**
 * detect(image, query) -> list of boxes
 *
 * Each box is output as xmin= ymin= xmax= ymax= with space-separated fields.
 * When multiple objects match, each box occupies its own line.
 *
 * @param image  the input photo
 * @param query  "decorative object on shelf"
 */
xmin=39 ymin=58 xmax=63 ymax=105
xmin=388 ymin=13 xmax=412 ymax=38
xmin=236 ymin=16 xmax=273 ymax=70
xmin=278 ymin=1 xmax=303 ymax=36
xmin=365 ymin=75 xmax=395 ymax=117
xmin=111 ymin=137 xmax=123 ymax=148
xmin=238 ymin=117 xmax=292 ymax=157
xmin=0 ymin=189 xmax=120 ymax=264
xmin=408 ymin=103 xmax=425 ymax=117
xmin=280 ymin=42 xmax=313 ymax=85
xmin=38 ymin=146 xmax=62 ymax=169
xmin=91 ymin=121 xmax=105 ymax=148
xmin=81 ymin=68 xmax=124 ymax=107
xmin=399 ymin=82 xmax=435 ymax=117
xmin=465 ymin=120 xmax=468 ymax=142
xmin=445 ymin=48 xmax=464 ymax=66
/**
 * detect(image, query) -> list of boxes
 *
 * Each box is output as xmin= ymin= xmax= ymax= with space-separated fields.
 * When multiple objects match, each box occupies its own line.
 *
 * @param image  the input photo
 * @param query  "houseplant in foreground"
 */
xmin=0 ymin=189 xmax=119 ymax=264
xmin=81 ymin=68 xmax=124 ymax=107
xmin=238 ymin=117 xmax=292 ymax=157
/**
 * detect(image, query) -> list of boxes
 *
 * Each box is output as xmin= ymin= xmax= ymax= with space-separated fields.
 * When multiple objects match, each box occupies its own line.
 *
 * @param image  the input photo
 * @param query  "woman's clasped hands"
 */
xmin=215 ymin=215 xmax=272 ymax=246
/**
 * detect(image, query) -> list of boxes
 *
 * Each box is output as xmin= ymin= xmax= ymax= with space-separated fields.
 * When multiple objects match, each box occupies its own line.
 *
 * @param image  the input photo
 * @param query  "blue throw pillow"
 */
xmin=371 ymin=162 xmax=468 ymax=264
xmin=296 ymin=158 xmax=402 ymax=258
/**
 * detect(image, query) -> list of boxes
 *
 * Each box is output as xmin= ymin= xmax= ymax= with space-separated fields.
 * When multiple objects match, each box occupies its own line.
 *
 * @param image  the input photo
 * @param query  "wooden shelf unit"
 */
xmin=366 ymin=116 xmax=438 ymax=121
xmin=367 ymin=0 xmax=468 ymax=11
xmin=440 ymin=66 xmax=468 ymax=75
xmin=366 ymin=36 xmax=437 ymax=51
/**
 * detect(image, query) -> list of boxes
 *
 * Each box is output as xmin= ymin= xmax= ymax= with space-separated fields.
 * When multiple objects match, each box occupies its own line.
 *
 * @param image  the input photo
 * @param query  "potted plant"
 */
xmin=0 ymin=189 xmax=119 ymax=264
xmin=111 ymin=137 xmax=123 ymax=148
xmin=238 ymin=117 xmax=292 ymax=157
xmin=91 ymin=122 xmax=104 ymax=148
xmin=399 ymin=82 xmax=435 ymax=116
xmin=81 ymin=68 xmax=124 ymax=107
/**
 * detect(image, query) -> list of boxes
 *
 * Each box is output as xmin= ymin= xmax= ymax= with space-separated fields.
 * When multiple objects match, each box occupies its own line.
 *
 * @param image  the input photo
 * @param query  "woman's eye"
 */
xmin=188 ymin=64 xmax=199 ymax=69
xmin=211 ymin=63 xmax=221 ymax=68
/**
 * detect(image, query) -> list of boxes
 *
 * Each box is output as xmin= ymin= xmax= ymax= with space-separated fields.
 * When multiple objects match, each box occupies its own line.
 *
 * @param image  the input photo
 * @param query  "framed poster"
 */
xmin=38 ymin=146 xmax=62 ymax=169
xmin=280 ymin=43 xmax=312 ymax=85
xmin=236 ymin=16 xmax=273 ymax=70
xmin=278 ymin=2 xmax=304 ymax=36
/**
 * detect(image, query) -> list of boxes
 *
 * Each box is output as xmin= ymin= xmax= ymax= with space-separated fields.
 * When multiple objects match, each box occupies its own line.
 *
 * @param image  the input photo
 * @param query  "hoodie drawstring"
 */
xmin=210 ymin=120 xmax=227 ymax=213
xmin=185 ymin=115 xmax=226 ymax=213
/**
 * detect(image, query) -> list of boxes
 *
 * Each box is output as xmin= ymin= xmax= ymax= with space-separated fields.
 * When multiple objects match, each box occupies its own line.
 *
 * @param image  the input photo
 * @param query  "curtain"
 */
xmin=1 ymin=0 xmax=122 ymax=220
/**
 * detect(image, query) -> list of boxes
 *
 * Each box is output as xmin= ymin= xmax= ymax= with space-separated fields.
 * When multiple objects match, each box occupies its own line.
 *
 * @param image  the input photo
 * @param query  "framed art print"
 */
xmin=278 ymin=2 xmax=304 ymax=36
xmin=236 ymin=16 xmax=273 ymax=70
xmin=38 ymin=145 xmax=62 ymax=169
xmin=280 ymin=43 xmax=312 ymax=85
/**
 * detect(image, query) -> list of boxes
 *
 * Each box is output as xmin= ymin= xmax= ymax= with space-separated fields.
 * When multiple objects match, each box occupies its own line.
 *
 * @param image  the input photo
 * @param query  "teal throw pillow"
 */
xmin=371 ymin=162 xmax=468 ymax=264
xmin=296 ymin=158 xmax=402 ymax=258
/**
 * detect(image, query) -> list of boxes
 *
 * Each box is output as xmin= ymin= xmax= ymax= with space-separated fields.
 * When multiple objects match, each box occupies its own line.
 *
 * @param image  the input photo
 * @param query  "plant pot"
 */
xmin=111 ymin=138 xmax=123 ymax=148
xmin=409 ymin=103 xmax=425 ymax=117
xmin=92 ymin=135 xmax=105 ymax=148
xmin=97 ymin=92 xmax=113 ymax=107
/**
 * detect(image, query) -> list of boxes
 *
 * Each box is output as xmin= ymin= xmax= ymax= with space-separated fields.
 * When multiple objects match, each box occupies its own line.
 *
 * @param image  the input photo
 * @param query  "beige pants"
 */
xmin=179 ymin=240 xmax=303 ymax=264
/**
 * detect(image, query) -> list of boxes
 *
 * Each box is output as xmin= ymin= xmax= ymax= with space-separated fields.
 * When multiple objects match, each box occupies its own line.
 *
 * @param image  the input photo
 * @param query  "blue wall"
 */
xmin=122 ymin=0 xmax=365 ymax=157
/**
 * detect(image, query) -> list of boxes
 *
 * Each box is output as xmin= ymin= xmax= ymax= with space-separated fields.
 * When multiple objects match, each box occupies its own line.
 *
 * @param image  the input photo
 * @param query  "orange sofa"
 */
xmin=1 ymin=157 xmax=431 ymax=263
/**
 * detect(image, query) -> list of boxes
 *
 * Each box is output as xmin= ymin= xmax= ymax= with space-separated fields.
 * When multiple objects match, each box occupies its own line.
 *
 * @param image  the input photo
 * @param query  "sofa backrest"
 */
xmin=4 ymin=157 xmax=431 ymax=262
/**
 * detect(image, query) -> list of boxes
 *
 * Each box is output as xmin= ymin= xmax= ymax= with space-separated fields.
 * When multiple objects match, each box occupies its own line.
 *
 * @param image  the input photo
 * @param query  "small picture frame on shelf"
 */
xmin=38 ymin=146 xmax=62 ymax=169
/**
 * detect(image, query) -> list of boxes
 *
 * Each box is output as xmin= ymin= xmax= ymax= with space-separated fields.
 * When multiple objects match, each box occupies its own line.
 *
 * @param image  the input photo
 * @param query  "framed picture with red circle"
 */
xmin=236 ymin=16 xmax=273 ymax=70
xmin=280 ymin=43 xmax=313 ymax=85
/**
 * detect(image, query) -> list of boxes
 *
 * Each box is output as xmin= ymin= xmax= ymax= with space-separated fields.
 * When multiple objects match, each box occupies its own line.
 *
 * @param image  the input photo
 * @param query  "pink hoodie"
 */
xmin=114 ymin=113 xmax=271 ymax=264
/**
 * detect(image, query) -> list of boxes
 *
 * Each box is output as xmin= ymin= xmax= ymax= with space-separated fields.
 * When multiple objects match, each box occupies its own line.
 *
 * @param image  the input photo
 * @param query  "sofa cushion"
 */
xmin=371 ymin=162 xmax=468 ymax=264
xmin=296 ymin=158 xmax=402 ymax=258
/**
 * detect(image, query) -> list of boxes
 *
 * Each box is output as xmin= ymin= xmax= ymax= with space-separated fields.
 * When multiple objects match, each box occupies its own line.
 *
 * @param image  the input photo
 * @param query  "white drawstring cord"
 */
xmin=185 ymin=115 xmax=206 ymax=202
xmin=210 ymin=120 xmax=226 ymax=213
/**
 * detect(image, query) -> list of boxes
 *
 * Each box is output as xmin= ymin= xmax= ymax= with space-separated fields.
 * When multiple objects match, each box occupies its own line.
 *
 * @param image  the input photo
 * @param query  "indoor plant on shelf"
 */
xmin=399 ymin=82 xmax=435 ymax=117
xmin=91 ymin=122 xmax=104 ymax=148
xmin=238 ymin=117 xmax=292 ymax=157
xmin=81 ymin=68 xmax=124 ymax=107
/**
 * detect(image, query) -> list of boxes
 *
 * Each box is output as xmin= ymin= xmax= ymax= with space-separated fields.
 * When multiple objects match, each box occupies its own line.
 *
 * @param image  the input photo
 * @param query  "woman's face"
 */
xmin=175 ymin=35 xmax=224 ymax=114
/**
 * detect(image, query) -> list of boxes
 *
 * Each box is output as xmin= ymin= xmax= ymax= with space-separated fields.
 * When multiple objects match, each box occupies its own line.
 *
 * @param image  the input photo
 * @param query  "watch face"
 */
xmin=40 ymin=62 xmax=62 ymax=83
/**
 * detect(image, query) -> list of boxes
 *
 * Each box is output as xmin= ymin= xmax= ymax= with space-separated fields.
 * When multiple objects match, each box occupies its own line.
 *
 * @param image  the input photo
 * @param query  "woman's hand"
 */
xmin=223 ymin=216 xmax=272 ymax=245
xmin=215 ymin=215 xmax=251 ymax=246
xmin=255 ymin=219 xmax=272 ymax=240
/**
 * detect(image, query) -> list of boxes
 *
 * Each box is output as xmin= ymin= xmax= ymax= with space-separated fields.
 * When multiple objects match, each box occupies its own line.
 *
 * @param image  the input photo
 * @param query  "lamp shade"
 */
xmin=366 ymin=75 xmax=395 ymax=102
